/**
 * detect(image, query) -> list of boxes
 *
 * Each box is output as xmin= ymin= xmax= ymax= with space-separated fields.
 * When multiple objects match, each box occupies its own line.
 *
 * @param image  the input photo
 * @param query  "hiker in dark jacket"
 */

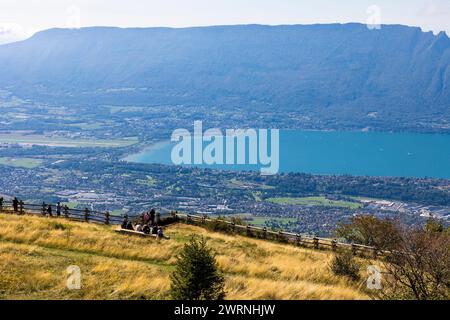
xmin=12 ymin=197 xmax=19 ymax=212
xmin=121 ymin=218 xmax=128 ymax=229
xmin=150 ymin=209 xmax=156 ymax=225
xmin=56 ymin=202 xmax=61 ymax=217
xmin=47 ymin=204 xmax=53 ymax=217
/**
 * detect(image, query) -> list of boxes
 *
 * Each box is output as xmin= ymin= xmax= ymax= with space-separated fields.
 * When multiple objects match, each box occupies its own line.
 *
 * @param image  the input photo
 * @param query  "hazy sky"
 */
xmin=1 ymin=0 xmax=450 ymax=44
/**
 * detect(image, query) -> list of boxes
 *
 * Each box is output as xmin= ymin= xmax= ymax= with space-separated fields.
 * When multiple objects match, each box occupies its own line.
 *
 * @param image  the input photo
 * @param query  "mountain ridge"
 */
xmin=0 ymin=23 xmax=449 ymax=129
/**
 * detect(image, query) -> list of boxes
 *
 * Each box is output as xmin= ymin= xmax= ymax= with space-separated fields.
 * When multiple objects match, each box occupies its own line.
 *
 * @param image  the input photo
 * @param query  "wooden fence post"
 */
xmin=331 ymin=239 xmax=337 ymax=252
xmin=246 ymin=225 xmax=251 ymax=237
xmin=19 ymin=201 xmax=24 ymax=215
xmin=296 ymin=234 xmax=301 ymax=246
xmin=84 ymin=208 xmax=90 ymax=222
xmin=313 ymin=237 xmax=319 ymax=250
xmin=64 ymin=206 xmax=69 ymax=218
xmin=263 ymin=227 xmax=267 ymax=239
xmin=105 ymin=211 xmax=110 ymax=225
xmin=372 ymin=248 xmax=378 ymax=259
xmin=351 ymin=243 xmax=357 ymax=256
xmin=278 ymin=231 xmax=283 ymax=242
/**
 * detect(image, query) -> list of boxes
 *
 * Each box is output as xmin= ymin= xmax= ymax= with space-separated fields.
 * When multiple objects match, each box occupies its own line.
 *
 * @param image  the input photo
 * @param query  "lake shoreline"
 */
xmin=123 ymin=130 xmax=450 ymax=179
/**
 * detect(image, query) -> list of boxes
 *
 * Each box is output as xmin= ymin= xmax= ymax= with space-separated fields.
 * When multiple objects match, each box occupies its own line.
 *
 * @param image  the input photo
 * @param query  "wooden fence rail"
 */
xmin=0 ymin=200 xmax=170 ymax=226
xmin=0 ymin=199 xmax=381 ymax=257
xmin=177 ymin=213 xmax=382 ymax=258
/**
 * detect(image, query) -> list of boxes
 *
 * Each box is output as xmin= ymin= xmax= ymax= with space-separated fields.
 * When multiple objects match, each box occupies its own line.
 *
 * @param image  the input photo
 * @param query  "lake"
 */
xmin=124 ymin=131 xmax=450 ymax=179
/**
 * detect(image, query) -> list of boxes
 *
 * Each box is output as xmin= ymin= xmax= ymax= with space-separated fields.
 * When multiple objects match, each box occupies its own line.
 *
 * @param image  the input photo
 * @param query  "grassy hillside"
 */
xmin=0 ymin=213 xmax=370 ymax=300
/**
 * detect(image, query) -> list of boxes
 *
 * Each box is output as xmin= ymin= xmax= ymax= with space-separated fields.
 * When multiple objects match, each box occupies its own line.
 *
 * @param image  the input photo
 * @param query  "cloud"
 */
xmin=0 ymin=23 xmax=34 ymax=45
xmin=415 ymin=0 xmax=450 ymax=35
xmin=421 ymin=0 xmax=450 ymax=16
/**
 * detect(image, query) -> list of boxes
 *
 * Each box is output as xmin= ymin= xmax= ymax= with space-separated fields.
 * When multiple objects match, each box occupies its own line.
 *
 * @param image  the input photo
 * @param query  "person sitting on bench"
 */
xmin=142 ymin=224 xmax=151 ymax=235
xmin=126 ymin=221 xmax=134 ymax=230
xmin=157 ymin=226 xmax=170 ymax=239
xmin=121 ymin=217 xmax=128 ymax=229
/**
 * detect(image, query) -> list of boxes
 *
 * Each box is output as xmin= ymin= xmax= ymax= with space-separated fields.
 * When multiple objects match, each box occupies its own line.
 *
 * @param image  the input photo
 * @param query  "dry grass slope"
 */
xmin=0 ymin=213 xmax=371 ymax=300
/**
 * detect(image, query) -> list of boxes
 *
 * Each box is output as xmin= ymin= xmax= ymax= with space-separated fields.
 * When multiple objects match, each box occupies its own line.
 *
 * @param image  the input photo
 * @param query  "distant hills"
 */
xmin=0 ymin=24 xmax=449 ymax=130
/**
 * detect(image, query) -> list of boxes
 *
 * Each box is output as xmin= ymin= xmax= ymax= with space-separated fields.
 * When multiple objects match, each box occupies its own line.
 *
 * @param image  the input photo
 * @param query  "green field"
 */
xmin=67 ymin=122 xmax=106 ymax=130
xmin=266 ymin=196 xmax=362 ymax=209
xmin=248 ymin=216 xmax=298 ymax=227
xmin=217 ymin=213 xmax=298 ymax=228
xmin=0 ymin=157 xmax=43 ymax=168
xmin=110 ymin=209 xmax=128 ymax=217
xmin=0 ymin=133 xmax=138 ymax=148
xmin=61 ymin=202 xmax=79 ymax=209
xmin=136 ymin=175 xmax=157 ymax=186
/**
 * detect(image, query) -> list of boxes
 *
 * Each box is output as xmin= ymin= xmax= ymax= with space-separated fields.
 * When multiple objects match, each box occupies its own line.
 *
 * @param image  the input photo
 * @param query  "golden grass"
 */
xmin=0 ymin=213 xmax=371 ymax=300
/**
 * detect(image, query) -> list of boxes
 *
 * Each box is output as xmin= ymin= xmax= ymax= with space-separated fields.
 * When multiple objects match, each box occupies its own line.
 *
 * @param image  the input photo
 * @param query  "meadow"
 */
xmin=0 ymin=157 xmax=43 ymax=169
xmin=0 ymin=133 xmax=137 ymax=148
xmin=0 ymin=213 xmax=372 ymax=300
xmin=267 ymin=196 xmax=362 ymax=209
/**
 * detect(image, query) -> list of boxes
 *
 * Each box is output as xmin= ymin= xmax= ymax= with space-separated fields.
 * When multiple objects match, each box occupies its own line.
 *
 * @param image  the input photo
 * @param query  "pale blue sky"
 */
xmin=1 ymin=0 xmax=449 ymax=43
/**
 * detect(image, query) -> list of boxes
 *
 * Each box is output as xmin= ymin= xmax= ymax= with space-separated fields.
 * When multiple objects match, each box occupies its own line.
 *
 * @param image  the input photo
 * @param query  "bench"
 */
xmin=115 ymin=228 xmax=158 ymax=238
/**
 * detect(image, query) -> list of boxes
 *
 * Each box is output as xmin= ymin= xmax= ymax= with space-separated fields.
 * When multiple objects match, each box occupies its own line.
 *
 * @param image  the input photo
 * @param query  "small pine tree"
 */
xmin=170 ymin=236 xmax=225 ymax=300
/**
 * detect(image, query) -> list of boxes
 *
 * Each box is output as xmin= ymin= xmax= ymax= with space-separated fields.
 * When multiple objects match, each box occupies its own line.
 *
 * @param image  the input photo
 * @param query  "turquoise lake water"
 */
xmin=124 ymin=131 xmax=450 ymax=179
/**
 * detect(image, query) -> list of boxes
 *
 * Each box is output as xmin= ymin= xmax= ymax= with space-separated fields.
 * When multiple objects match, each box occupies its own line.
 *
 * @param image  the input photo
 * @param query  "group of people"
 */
xmin=121 ymin=208 xmax=168 ymax=239
xmin=2 ymin=197 xmax=169 ymax=239
xmin=8 ymin=197 xmax=23 ymax=213
xmin=41 ymin=202 xmax=69 ymax=217
xmin=0 ymin=197 xmax=69 ymax=216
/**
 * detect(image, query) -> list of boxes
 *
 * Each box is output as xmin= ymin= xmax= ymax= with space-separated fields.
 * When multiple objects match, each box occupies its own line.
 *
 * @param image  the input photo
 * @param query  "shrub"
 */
xmin=336 ymin=215 xmax=401 ymax=249
xmin=337 ymin=215 xmax=450 ymax=300
xmin=47 ymin=221 xmax=68 ymax=230
xmin=206 ymin=218 xmax=232 ymax=233
xmin=329 ymin=250 xmax=360 ymax=281
xmin=170 ymin=236 xmax=225 ymax=300
xmin=380 ymin=225 xmax=450 ymax=300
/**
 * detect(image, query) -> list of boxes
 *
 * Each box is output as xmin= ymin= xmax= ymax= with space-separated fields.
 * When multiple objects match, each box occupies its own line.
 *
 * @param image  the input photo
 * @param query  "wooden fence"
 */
xmin=177 ymin=213 xmax=382 ymax=258
xmin=0 ymin=199 xmax=381 ymax=258
xmin=1 ymin=200 xmax=123 ymax=225
xmin=0 ymin=200 xmax=171 ymax=226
